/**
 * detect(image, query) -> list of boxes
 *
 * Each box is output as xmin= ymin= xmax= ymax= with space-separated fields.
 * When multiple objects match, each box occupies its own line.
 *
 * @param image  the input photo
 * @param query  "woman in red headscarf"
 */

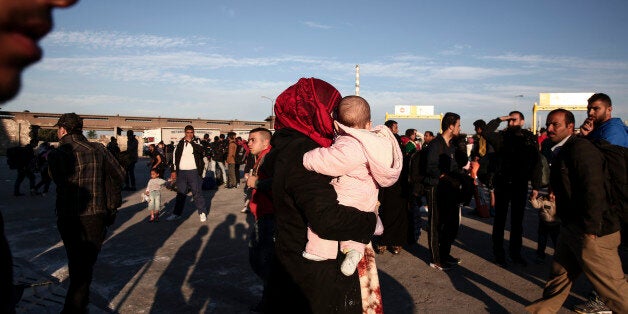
xmin=264 ymin=78 xmax=379 ymax=313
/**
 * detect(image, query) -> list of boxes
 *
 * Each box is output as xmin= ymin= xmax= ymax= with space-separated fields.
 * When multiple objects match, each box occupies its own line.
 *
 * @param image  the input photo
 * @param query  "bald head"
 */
xmin=336 ymin=96 xmax=371 ymax=129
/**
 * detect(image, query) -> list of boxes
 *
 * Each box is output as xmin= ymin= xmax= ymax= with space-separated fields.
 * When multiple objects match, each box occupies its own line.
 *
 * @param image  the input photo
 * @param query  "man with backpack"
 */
xmin=48 ymin=113 xmax=126 ymax=313
xmin=211 ymin=135 xmax=228 ymax=185
xmin=574 ymin=93 xmax=628 ymax=313
xmin=525 ymin=109 xmax=628 ymax=314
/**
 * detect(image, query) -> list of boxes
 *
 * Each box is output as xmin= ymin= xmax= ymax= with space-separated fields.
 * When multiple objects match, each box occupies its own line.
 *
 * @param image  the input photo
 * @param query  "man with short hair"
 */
xmin=580 ymin=92 xmax=628 ymax=147
xmin=525 ymin=109 xmax=628 ymax=314
xmin=424 ymin=112 xmax=465 ymax=270
xmin=422 ymin=131 xmax=435 ymax=149
xmin=226 ymin=131 xmax=238 ymax=188
xmin=48 ymin=113 xmax=125 ymax=313
xmin=166 ymin=125 xmax=209 ymax=222
xmin=200 ymin=133 xmax=212 ymax=179
xmin=123 ymin=129 xmax=139 ymax=191
xmin=0 ymin=0 xmax=81 ymax=311
xmin=484 ymin=111 xmax=540 ymax=267
xmin=211 ymin=135 xmax=228 ymax=185
xmin=245 ymin=127 xmax=274 ymax=310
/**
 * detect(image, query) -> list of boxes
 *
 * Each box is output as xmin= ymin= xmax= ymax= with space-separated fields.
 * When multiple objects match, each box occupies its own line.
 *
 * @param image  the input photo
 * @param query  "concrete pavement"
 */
xmin=2 ymin=156 xmax=626 ymax=313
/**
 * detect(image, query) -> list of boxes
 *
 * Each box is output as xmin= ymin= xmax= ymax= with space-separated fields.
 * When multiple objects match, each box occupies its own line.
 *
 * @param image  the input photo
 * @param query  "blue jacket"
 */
xmin=589 ymin=117 xmax=628 ymax=148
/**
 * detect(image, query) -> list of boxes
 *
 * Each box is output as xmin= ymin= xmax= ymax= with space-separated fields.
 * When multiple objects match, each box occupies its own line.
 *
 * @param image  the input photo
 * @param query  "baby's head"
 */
xmin=336 ymin=96 xmax=372 ymax=130
xmin=150 ymin=169 xmax=159 ymax=179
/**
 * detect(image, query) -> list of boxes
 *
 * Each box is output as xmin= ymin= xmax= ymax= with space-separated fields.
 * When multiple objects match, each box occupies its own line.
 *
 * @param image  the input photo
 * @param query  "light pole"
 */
xmin=261 ymin=96 xmax=275 ymax=129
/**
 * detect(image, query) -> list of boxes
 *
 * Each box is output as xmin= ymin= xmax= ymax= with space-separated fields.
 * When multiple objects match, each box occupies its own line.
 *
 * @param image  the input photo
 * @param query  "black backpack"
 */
xmin=407 ymin=149 xmax=428 ymax=197
xmin=235 ymin=144 xmax=248 ymax=164
xmin=593 ymin=139 xmax=628 ymax=224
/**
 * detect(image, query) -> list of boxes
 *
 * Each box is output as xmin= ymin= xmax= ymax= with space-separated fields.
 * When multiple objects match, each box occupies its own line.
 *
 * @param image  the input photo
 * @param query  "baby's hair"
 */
xmin=150 ymin=169 xmax=159 ymax=174
xmin=336 ymin=96 xmax=371 ymax=129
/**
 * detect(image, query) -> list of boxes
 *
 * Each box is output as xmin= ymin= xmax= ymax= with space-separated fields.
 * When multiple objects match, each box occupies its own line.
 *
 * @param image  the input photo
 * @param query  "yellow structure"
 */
xmin=385 ymin=105 xmax=443 ymax=124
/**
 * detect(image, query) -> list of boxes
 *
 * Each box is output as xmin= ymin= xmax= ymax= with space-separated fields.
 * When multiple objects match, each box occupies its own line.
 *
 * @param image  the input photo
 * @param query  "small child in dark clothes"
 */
xmin=530 ymin=193 xmax=560 ymax=264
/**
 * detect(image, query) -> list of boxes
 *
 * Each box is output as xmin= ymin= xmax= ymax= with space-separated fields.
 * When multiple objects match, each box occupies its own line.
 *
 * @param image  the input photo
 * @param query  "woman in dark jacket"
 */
xmin=264 ymin=78 xmax=377 ymax=313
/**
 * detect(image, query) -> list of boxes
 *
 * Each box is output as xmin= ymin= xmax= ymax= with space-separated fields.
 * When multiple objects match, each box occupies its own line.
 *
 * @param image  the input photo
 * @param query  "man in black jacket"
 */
xmin=424 ymin=112 xmax=465 ymax=271
xmin=165 ymin=125 xmax=208 ymax=222
xmin=525 ymin=109 xmax=627 ymax=313
xmin=484 ymin=111 xmax=540 ymax=266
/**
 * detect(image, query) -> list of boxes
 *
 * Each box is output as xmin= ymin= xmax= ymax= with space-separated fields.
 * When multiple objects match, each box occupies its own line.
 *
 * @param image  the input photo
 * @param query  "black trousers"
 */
xmin=57 ymin=214 xmax=107 ymax=314
xmin=492 ymin=178 xmax=528 ymax=259
xmin=14 ymin=168 xmax=35 ymax=194
xmin=426 ymin=181 xmax=461 ymax=265
xmin=124 ymin=161 xmax=136 ymax=189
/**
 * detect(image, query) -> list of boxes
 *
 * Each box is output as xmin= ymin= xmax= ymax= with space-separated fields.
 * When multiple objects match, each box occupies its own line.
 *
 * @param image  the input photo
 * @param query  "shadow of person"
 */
xmin=378 ymin=269 xmax=415 ymax=313
xmin=185 ymin=213 xmax=258 ymax=312
xmin=150 ymin=225 xmax=208 ymax=313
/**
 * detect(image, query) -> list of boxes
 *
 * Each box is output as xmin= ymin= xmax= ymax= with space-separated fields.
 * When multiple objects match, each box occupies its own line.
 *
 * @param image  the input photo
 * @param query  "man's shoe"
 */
xmin=494 ymin=256 xmax=509 ymax=267
xmin=165 ymin=214 xmax=181 ymax=221
xmin=574 ymin=294 xmax=611 ymax=314
xmin=391 ymin=246 xmax=402 ymax=254
xmin=510 ymin=255 xmax=528 ymax=267
xmin=444 ymin=255 xmax=461 ymax=266
xmin=429 ymin=262 xmax=452 ymax=271
xmin=199 ymin=212 xmax=207 ymax=222
xmin=376 ymin=245 xmax=387 ymax=254
xmin=241 ymin=207 xmax=250 ymax=213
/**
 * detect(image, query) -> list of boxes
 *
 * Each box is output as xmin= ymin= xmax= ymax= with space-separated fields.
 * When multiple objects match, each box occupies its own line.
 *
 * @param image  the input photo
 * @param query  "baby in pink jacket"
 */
xmin=302 ymin=96 xmax=403 ymax=276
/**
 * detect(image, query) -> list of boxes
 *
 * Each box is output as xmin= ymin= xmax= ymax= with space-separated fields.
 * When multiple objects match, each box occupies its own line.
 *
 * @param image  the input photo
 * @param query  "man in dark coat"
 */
xmin=525 ymin=109 xmax=628 ymax=313
xmin=264 ymin=78 xmax=376 ymax=313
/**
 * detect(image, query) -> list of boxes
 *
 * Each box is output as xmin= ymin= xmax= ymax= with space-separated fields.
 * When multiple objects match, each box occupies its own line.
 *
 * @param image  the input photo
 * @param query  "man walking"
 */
xmin=226 ymin=132 xmax=238 ymax=188
xmin=165 ymin=125 xmax=209 ymax=222
xmin=123 ymin=129 xmax=138 ymax=191
xmin=424 ymin=112 xmax=465 ymax=270
xmin=484 ymin=111 xmax=540 ymax=266
xmin=48 ymin=113 xmax=125 ymax=313
xmin=525 ymin=109 xmax=628 ymax=313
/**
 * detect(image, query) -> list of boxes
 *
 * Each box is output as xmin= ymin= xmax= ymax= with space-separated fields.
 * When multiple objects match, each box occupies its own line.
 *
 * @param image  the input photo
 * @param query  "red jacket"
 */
xmin=249 ymin=146 xmax=273 ymax=219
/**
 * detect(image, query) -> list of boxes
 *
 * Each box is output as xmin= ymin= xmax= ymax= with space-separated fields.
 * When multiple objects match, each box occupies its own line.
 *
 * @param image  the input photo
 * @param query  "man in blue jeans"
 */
xmin=166 ymin=125 xmax=209 ymax=222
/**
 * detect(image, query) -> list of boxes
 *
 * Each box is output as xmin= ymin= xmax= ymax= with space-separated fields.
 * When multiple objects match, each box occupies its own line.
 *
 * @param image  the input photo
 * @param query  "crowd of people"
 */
xmin=1 ymin=1 xmax=627 ymax=313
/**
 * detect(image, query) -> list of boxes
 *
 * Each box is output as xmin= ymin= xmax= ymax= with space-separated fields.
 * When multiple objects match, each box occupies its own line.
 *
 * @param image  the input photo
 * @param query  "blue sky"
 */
xmin=5 ymin=0 xmax=628 ymax=134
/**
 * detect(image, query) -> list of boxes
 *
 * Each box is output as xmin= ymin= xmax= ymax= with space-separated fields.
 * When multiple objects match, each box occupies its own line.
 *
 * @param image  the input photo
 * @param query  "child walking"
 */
xmin=302 ymin=96 xmax=403 ymax=276
xmin=145 ymin=169 xmax=170 ymax=222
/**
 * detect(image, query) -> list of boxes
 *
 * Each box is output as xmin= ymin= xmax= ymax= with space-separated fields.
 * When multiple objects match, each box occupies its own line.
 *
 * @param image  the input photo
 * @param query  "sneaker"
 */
xmin=444 ymin=255 xmax=461 ymax=266
xmin=199 ymin=212 xmax=207 ymax=222
xmin=340 ymin=250 xmax=363 ymax=276
xmin=165 ymin=214 xmax=181 ymax=221
xmin=494 ymin=256 xmax=509 ymax=267
xmin=510 ymin=255 xmax=528 ymax=267
xmin=240 ymin=207 xmax=250 ymax=213
xmin=391 ymin=246 xmax=402 ymax=255
xmin=376 ymin=245 xmax=387 ymax=254
xmin=574 ymin=294 xmax=611 ymax=314
xmin=429 ymin=262 xmax=452 ymax=271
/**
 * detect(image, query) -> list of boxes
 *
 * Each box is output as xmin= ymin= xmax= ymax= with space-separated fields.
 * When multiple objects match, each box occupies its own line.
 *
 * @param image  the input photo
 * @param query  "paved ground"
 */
xmin=2 ymin=156 xmax=626 ymax=313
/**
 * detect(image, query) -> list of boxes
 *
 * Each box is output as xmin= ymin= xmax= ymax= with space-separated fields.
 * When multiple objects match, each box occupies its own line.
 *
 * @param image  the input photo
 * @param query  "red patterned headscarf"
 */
xmin=274 ymin=78 xmax=341 ymax=148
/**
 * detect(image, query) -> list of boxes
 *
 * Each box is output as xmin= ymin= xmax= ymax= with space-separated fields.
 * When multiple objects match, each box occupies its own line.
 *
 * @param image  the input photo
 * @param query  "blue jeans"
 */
xmin=172 ymin=170 xmax=206 ymax=216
